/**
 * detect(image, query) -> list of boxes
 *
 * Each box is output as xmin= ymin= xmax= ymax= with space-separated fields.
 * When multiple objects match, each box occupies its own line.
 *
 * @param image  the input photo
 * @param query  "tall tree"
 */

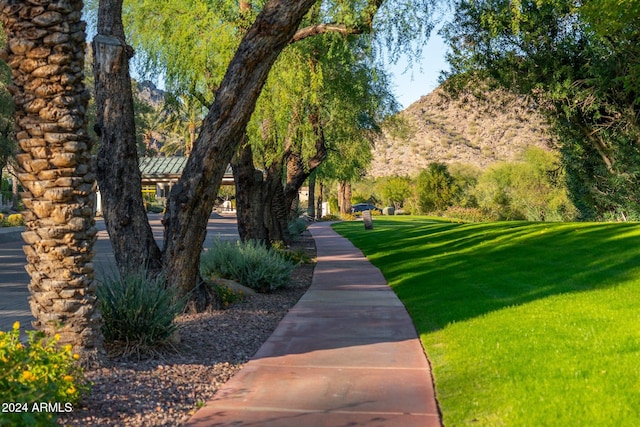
xmin=93 ymin=0 xmax=162 ymax=276
xmin=442 ymin=0 xmax=640 ymax=219
xmin=87 ymin=0 xmax=436 ymax=305
xmin=0 ymin=0 xmax=102 ymax=361
xmin=92 ymin=0 xmax=318 ymax=304
xmin=416 ymin=162 xmax=457 ymax=213
xmin=376 ymin=175 xmax=412 ymax=211
xmin=238 ymin=28 xmax=397 ymax=242
xmin=160 ymin=93 xmax=207 ymax=156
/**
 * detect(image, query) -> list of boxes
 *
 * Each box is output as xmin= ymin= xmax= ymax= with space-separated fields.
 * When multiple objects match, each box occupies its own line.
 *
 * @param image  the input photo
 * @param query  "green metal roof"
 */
xmin=139 ymin=156 xmax=187 ymax=177
xmin=139 ymin=157 xmax=233 ymax=181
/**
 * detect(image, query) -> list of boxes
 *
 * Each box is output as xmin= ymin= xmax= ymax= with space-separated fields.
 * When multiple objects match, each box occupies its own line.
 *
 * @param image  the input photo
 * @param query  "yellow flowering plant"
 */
xmin=210 ymin=282 xmax=244 ymax=309
xmin=0 ymin=322 xmax=90 ymax=426
xmin=5 ymin=213 xmax=24 ymax=226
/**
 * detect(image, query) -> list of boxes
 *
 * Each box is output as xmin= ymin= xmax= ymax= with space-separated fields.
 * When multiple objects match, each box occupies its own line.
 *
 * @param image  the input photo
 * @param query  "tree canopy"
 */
xmin=83 ymin=0 xmax=443 ymax=300
xmin=442 ymin=0 xmax=640 ymax=219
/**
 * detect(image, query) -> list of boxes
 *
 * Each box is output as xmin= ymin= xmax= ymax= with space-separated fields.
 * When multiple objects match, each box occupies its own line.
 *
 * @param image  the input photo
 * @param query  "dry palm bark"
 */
xmin=0 ymin=0 xmax=101 ymax=361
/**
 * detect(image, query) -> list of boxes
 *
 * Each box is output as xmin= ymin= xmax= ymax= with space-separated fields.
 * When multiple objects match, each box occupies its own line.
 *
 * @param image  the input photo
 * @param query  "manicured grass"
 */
xmin=333 ymin=217 xmax=640 ymax=426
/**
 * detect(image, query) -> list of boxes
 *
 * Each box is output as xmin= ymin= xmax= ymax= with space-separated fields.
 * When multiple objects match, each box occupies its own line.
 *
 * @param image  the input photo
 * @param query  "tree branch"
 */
xmin=291 ymin=0 xmax=384 ymax=43
xmin=291 ymin=23 xmax=362 ymax=43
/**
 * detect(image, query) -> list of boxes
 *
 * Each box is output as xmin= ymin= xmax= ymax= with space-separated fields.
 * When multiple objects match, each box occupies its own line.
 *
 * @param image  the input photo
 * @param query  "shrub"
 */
xmin=0 ymin=322 xmax=89 ymax=427
xmin=340 ymin=213 xmax=356 ymax=221
xmin=473 ymin=147 xmax=578 ymax=221
xmin=200 ymin=239 xmax=296 ymax=292
xmin=0 ymin=213 xmax=4 ymax=226
xmin=287 ymin=217 xmax=308 ymax=237
xmin=97 ymin=271 xmax=185 ymax=354
xmin=145 ymin=201 xmax=164 ymax=214
xmin=320 ymin=214 xmax=341 ymax=221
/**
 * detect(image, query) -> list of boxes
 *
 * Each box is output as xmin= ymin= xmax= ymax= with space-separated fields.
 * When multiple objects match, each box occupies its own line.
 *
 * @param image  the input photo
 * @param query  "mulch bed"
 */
xmin=58 ymin=231 xmax=316 ymax=427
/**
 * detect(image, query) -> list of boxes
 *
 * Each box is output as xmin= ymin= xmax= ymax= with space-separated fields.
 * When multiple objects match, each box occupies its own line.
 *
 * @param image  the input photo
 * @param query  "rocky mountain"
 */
xmin=135 ymin=80 xmax=166 ymax=109
xmin=369 ymin=84 xmax=554 ymax=177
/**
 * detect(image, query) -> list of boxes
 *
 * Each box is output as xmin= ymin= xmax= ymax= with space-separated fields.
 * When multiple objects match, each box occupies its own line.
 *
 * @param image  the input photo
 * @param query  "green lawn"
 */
xmin=333 ymin=217 xmax=640 ymax=426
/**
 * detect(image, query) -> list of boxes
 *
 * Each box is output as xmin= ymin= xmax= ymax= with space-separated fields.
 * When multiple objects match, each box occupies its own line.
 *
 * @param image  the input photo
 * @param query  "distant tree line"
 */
xmin=351 ymin=147 xmax=578 ymax=222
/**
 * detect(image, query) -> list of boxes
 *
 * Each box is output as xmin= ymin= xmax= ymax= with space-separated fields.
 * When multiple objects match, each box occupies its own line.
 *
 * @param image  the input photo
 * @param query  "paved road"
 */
xmin=0 ymin=212 xmax=239 ymax=332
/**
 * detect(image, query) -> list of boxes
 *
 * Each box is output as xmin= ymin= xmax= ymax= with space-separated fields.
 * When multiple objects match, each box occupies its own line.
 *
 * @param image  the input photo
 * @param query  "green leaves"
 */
xmin=97 ymin=270 xmax=185 ymax=353
xmin=0 ymin=323 xmax=89 ymax=426
xmin=200 ymin=239 xmax=296 ymax=292
xmin=442 ymin=0 xmax=640 ymax=219
xmin=416 ymin=162 xmax=458 ymax=212
xmin=123 ymin=0 xmax=239 ymax=97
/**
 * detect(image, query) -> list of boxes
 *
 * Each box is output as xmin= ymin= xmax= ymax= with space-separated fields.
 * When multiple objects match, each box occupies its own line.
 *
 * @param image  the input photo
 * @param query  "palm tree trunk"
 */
xmin=0 ymin=0 xmax=102 ymax=362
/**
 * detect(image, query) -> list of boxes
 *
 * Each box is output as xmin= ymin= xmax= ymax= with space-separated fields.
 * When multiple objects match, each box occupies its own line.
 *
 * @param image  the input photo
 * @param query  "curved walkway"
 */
xmin=185 ymin=222 xmax=441 ymax=427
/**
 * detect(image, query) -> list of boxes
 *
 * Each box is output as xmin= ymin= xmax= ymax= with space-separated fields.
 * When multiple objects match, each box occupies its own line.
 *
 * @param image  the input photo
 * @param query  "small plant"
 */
xmin=0 ymin=321 xmax=89 ymax=427
xmin=287 ymin=217 xmax=308 ymax=237
xmin=272 ymin=241 xmax=314 ymax=264
xmin=97 ymin=270 xmax=185 ymax=355
xmin=320 ymin=214 xmax=341 ymax=221
xmin=210 ymin=282 xmax=244 ymax=309
xmin=442 ymin=206 xmax=497 ymax=223
xmin=201 ymin=239 xmax=296 ymax=292
xmin=0 ymin=213 xmax=4 ymax=226
xmin=340 ymin=213 xmax=356 ymax=221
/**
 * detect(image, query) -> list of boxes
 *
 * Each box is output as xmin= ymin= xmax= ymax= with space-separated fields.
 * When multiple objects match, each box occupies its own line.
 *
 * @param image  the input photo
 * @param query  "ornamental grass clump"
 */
xmin=287 ymin=217 xmax=308 ymax=237
xmin=201 ymin=239 xmax=296 ymax=292
xmin=0 ymin=321 xmax=89 ymax=427
xmin=97 ymin=271 xmax=185 ymax=355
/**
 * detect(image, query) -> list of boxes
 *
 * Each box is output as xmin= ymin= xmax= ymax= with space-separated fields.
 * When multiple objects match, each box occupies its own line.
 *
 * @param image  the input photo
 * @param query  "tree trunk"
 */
xmin=0 ymin=0 xmax=102 ymax=362
xmin=10 ymin=165 xmax=18 ymax=210
xmin=308 ymin=172 xmax=316 ymax=218
xmin=187 ymin=122 xmax=196 ymax=155
xmin=263 ymin=161 xmax=290 ymax=244
xmin=283 ymin=104 xmax=327 ymax=215
xmin=317 ymin=181 xmax=324 ymax=220
xmin=233 ymin=145 xmax=293 ymax=245
xmin=93 ymin=0 xmax=162 ymax=275
xmin=162 ymin=0 xmax=316 ymax=298
xmin=339 ymin=181 xmax=352 ymax=214
xmin=231 ymin=143 xmax=268 ymax=242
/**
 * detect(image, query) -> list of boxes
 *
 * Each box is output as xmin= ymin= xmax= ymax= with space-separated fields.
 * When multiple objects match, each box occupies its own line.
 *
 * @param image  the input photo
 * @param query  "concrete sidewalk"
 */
xmin=185 ymin=222 xmax=441 ymax=427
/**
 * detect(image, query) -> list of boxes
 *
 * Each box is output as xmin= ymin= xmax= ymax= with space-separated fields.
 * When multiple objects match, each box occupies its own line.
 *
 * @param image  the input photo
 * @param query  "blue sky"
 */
xmin=385 ymin=31 xmax=450 ymax=109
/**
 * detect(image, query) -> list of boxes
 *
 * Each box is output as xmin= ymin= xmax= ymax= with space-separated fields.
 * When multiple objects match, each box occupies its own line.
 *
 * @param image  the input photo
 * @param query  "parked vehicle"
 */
xmin=351 ymin=203 xmax=382 ymax=214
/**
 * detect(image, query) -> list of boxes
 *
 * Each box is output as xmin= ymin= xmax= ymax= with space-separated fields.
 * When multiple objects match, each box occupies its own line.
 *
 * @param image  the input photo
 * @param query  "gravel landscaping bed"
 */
xmin=58 ymin=232 xmax=316 ymax=427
